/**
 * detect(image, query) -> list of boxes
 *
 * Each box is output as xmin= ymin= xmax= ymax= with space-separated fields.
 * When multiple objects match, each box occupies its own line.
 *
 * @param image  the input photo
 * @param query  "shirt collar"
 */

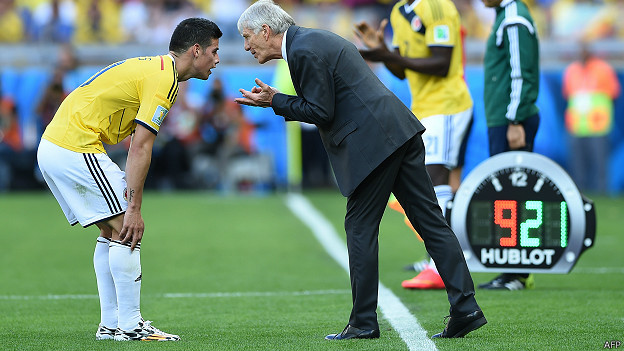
xmin=500 ymin=0 xmax=514 ymax=8
xmin=281 ymin=29 xmax=288 ymax=62
xmin=403 ymin=0 xmax=421 ymax=13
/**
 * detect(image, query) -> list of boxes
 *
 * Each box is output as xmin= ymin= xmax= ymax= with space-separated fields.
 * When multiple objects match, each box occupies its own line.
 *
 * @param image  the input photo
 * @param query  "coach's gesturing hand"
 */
xmin=236 ymin=78 xmax=279 ymax=107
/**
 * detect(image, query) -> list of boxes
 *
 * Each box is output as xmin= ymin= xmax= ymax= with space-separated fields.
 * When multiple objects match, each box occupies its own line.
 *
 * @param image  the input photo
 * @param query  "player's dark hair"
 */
xmin=169 ymin=18 xmax=222 ymax=55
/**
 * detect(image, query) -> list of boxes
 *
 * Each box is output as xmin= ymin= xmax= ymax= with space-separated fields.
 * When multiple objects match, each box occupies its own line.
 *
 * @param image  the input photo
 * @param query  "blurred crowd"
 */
xmin=1 ymin=0 xmax=624 ymax=194
xmin=0 ymin=42 xmax=269 ymax=193
xmin=0 ymin=0 xmax=623 ymax=45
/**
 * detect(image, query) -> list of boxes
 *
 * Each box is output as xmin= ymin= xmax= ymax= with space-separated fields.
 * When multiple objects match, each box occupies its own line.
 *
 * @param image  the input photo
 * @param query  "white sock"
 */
xmin=428 ymin=258 xmax=439 ymax=274
xmin=109 ymin=241 xmax=142 ymax=331
xmin=93 ymin=237 xmax=117 ymax=328
xmin=430 ymin=184 xmax=453 ymax=276
xmin=434 ymin=185 xmax=453 ymax=220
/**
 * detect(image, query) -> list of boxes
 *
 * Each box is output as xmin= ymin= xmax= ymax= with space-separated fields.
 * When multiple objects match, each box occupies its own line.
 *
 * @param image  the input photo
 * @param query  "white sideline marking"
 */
xmin=163 ymin=289 xmax=351 ymax=298
xmin=0 ymin=289 xmax=351 ymax=301
xmin=0 ymin=294 xmax=100 ymax=300
xmin=285 ymin=193 xmax=437 ymax=351
xmin=5 ymin=266 xmax=619 ymax=301
xmin=573 ymin=267 xmax=624 ymax=274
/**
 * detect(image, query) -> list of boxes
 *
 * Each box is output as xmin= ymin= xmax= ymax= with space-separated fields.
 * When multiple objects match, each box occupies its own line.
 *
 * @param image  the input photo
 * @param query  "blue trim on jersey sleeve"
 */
xmin=79 ymin=60 xmax=126 ymax=87
xmin=135 ymin=119 xmax=158 ymax=135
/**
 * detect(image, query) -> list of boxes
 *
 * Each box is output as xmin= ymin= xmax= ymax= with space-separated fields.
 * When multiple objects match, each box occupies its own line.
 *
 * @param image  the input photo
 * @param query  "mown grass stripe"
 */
xmin=0 ymin=289 xmax=351 ymax=301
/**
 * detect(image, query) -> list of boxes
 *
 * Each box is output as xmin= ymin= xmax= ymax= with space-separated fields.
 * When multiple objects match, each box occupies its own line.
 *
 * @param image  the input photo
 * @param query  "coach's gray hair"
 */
xmin=237 ymin=0 xmax=295 ymax=35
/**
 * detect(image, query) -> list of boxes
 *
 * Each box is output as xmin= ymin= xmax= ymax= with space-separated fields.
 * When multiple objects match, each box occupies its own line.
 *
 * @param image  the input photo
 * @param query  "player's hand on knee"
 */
xmin=120 ymin=210 xmax=144 ymax=251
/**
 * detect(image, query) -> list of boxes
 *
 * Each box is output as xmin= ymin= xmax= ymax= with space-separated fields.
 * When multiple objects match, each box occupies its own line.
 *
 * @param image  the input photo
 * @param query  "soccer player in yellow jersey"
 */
xmin=356 ymin=0 xmax=473 ymax=290
xmin=37 ymin=18 xmax=221 ymax=341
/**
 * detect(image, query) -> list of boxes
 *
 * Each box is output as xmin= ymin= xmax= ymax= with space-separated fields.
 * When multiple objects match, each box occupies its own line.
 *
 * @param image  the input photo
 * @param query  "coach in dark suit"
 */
xmin=235 ymin=0 xmax=486 ymax=340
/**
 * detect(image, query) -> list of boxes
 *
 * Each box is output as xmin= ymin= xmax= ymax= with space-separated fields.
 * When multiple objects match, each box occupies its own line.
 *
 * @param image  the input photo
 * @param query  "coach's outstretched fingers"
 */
xmin=235 ymin=78 xmax=280 ymax=107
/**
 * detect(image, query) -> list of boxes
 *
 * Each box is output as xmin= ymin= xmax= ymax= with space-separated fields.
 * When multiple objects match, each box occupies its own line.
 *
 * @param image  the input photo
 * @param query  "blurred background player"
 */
xmin=36 ymin=18 xmax=221 ymax=340
xmin=479 ymin=0 xmax=540 ymax=290
xmin=355 ymin=0 xmax=473 ymax=289
xmin=562 ymin=40 xmax=621 ymax=195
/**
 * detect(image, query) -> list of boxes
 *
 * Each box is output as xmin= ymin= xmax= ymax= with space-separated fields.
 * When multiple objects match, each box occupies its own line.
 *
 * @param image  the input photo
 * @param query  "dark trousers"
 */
xmin=345 ymin=134 xmax=480 ymax=330
xmin=569 ymin=135 xmax=609 ymax=193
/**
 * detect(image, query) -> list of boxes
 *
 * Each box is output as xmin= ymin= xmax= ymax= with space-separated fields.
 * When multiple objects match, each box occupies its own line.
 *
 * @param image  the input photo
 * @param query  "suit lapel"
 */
xmin=285 ymin=26 xmax=303 ymax=97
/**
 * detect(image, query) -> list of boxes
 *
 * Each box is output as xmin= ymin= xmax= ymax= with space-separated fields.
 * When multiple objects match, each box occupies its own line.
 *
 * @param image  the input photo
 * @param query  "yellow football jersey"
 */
xmin=43 ymin=55 xmax=178 ymax=153
xmin=390 ymin=0 xmax=472 ymax=118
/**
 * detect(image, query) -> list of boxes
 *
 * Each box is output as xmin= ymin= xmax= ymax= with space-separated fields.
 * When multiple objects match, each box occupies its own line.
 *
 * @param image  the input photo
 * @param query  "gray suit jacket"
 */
xmin=272 ymin=26 xmax=425 ymax=197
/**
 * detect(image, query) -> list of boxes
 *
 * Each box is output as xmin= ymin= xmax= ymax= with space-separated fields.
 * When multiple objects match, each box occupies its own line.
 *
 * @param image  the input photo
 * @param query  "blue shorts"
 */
xmin=487 ymin=114 xmax=540 ymax=156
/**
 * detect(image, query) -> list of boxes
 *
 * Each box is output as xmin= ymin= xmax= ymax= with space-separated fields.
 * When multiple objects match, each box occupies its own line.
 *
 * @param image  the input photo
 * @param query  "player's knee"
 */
xmin=97 ymin=224 xmax=113 ymax=239
xmin=426 ymin=164 xmax=450 ymax=186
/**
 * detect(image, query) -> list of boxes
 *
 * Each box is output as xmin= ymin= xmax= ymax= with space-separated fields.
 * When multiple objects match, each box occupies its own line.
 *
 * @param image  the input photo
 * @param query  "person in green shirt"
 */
xmin=480 ymin=0 xmax=540 ymax=290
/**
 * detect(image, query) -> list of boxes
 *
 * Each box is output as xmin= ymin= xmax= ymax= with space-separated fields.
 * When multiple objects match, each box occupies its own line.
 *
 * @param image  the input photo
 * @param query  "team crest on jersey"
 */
xmin=411 ymin=16 xmax=423 ymax=32
xmin=433 ymin=25 xmax=450 ymax=42
xmin=152 ymin=105 xmax=168 ymax=126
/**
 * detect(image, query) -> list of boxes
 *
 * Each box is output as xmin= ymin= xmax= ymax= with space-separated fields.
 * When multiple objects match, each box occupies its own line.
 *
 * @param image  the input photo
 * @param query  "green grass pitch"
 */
xmin=0 ymin=191 xmax=622 ymax=351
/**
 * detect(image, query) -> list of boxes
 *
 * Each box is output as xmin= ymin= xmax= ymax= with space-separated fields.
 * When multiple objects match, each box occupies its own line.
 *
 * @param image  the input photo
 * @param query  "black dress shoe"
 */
xmin=431 ymin=310 xmax=487 ymax=338
xmin=325 ymin=324 xmax=380 ymax=340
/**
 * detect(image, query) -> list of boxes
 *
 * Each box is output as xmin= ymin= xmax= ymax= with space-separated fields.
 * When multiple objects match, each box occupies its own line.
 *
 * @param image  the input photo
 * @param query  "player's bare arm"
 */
xmin=356 ymin=19 xmax=453 ymax=79
xmin=354 ymin=19 xmax=387 ymax=49
xmin=354 ymin=19 xmax=406 ymax=78
xmin=119 ymin=124 xmax=156 ymax=250
xmin=386 ymin=46 xmax=453 ymax=78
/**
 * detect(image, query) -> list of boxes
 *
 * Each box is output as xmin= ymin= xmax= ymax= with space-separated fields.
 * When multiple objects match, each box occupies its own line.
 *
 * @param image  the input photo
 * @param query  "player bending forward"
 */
xmin=37 ymin=18 xmax=222 ymax=341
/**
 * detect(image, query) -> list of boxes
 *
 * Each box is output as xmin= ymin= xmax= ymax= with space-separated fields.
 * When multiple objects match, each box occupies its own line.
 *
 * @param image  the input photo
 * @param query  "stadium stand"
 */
xmin=1 ymin=0 xmax=623 ymax=193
